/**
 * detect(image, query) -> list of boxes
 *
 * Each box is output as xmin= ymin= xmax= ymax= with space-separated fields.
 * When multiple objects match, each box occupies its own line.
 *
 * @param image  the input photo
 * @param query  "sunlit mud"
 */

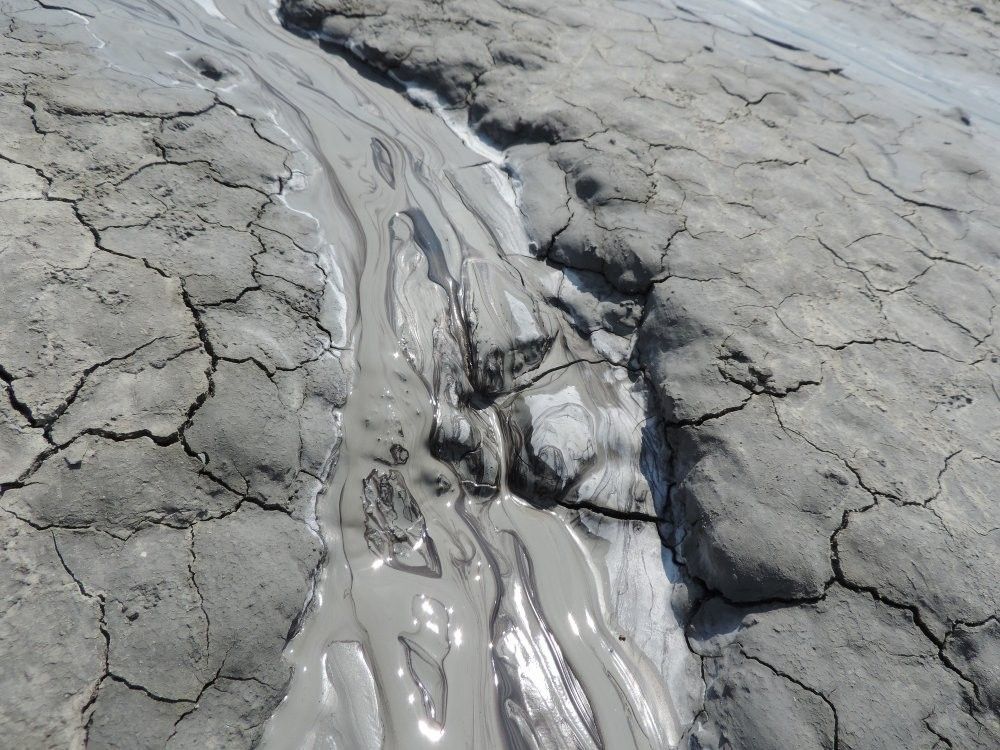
xmin=76 ymin=1 xmax=698 ymax=747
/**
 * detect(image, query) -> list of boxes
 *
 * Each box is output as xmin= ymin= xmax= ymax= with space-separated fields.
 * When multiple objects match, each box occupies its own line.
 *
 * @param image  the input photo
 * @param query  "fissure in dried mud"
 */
xmin=11 ymin=0 xmax=998 ymax=747
xmin=71 ymin=1 xmax=697 ymax=748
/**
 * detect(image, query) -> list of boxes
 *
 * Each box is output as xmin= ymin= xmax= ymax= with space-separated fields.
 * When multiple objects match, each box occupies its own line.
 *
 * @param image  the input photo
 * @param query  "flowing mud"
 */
xmin=73 ymin=1 xmax=696 ymax=747
xmin=272 ymin=2 xmax=1000 ymax=749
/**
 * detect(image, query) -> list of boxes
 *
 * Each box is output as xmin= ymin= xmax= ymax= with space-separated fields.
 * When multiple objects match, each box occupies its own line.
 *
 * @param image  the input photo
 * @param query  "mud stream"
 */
xmin=78 ymin=1 xmax=695 ymax=747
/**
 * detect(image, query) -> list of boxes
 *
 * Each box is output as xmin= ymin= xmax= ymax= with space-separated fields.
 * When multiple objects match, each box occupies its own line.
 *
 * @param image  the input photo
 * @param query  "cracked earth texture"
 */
xmin=0 ymin=1 xmax=347 ymax=745
xmin=4 ymin=0 xmax=695 ymax=745
xmin=278 ymin=0 xmax=1000 ymax=747
xmin=3 ymin=0 xmax=999 ymax=747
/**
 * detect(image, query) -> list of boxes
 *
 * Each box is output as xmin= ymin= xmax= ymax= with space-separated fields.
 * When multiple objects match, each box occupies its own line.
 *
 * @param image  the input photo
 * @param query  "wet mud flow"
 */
xmin=79 ymin=1 xmax=694 ymax=747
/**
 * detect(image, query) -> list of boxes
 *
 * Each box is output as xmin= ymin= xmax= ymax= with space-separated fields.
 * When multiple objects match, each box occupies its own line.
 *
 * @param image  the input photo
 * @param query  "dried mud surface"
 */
xmin=280 ymin=0 xmax=1000 ymax=748
xmin=2 ymin=0 xmax=999 ymax=748
xmin=0 ymin=1 xmax=343 ymax=745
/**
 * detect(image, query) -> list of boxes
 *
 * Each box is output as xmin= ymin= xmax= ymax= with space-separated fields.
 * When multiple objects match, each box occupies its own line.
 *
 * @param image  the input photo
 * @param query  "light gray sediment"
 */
xmin=1 ymin=0 xmax=698 ymax=747
xmin=0 ymin=0 xmax=341 ymax=745
xmin=280 ymin=0 xmax=1000 ymax=748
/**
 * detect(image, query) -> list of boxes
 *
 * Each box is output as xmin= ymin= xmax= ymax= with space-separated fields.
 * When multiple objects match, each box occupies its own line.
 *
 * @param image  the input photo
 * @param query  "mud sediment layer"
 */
xmin=0 ymin=1 xmax=343 ymax=745
xmin=1 ymin=0 xmax=699 ymax=747
xmin=280 ymin=0 xmax=1000 ymax=748
xmin=3 ymin=0 xmax=999 ymax=747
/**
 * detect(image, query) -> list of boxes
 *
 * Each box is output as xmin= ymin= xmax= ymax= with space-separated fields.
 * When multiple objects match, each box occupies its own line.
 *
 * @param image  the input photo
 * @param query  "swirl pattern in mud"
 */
xmin=41 ymin=1 xmax=698 ymax=748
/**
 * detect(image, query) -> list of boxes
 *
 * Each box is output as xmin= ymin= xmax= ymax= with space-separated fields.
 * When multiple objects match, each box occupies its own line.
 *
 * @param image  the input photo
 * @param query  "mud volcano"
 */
xmin=0 ymin=1 xmax=997 ymax=749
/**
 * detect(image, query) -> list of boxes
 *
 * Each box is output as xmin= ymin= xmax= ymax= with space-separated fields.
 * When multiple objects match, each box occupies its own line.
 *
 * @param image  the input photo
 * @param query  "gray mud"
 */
xmin=0 ymin=0 xmax=345 ymax=745
xmin=278 ymin=0 xmax=1000 ymax=749
xmin=5 ymin=0 xmax=999 ymax=748
xmin=0 ymin=0 xmax=697 ymax=748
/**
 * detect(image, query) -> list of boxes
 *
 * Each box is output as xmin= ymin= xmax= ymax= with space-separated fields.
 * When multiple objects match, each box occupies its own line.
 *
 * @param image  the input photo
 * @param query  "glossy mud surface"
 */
xmin=81 ymin=1 xmax=695 ymax=747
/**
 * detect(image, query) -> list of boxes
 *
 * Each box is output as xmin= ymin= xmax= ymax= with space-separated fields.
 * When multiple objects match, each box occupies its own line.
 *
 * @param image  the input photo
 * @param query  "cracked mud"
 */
xmin=1 ymin=0 xmax=998 ymax=749
xmin=276 ymin=0 xmax=1000 ymax=747
xmin=1 ymin=1 xmax=340 ymax=745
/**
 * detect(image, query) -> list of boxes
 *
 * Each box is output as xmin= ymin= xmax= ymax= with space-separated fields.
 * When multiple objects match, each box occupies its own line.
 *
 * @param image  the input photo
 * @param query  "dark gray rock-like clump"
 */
xmin=282 ymin=0 xmax=1000 ymax=746
xmin=504 ymin=361 xmax=663 ymax=519
xmin=362 ymin=468 xmax=441 ymax=576
xmin=461 ymin=258 xmax=556 ymax=394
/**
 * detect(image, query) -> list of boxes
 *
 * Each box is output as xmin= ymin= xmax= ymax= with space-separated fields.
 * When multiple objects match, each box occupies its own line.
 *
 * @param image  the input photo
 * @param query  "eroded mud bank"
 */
xmin=278 ymin=1 xmax=1000 ymax=749
xmin=21 ymin=0 xmax=699 ymax=748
